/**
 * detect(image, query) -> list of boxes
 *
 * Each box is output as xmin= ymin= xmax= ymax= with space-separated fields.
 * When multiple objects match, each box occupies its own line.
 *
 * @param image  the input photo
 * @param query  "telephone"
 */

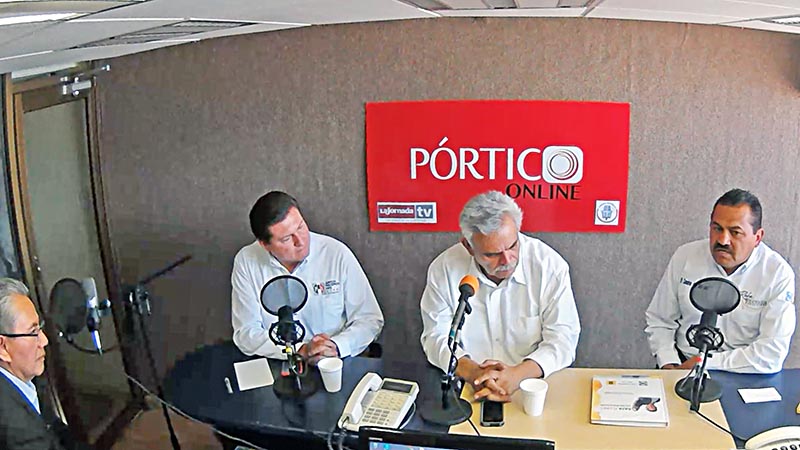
xmin=744 ymin=426 xmax=800 ymax=450
xmin=337 ymin=372 xmax=419 ymax=432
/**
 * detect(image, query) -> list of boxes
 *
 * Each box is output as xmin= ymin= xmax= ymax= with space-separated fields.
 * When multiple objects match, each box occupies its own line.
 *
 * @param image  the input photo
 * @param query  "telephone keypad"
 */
xmin=363 ymin=391 xmax=408 ymax=426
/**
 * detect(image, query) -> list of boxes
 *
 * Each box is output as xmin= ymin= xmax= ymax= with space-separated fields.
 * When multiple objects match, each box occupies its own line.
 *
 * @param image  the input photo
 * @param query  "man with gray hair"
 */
xmin=0 ymin=278 xmax=90 ymax=450
xmin=420 ymin=191 xmax=580 ymax=402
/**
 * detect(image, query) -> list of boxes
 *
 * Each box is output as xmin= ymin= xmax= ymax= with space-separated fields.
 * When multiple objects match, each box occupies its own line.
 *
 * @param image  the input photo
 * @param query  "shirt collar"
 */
xmin=0 ymin=366 xmax=38 ymax=410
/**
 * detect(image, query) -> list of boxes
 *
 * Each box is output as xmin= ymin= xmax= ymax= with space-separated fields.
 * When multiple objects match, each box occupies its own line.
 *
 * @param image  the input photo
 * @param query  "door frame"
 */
xmin=3 ymin=68 xmax=142 ymax=449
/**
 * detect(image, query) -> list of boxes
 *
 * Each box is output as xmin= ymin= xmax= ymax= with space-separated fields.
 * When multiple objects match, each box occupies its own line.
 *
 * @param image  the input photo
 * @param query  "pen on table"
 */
xmin=224 ymin=377 xmax=233 ymax=394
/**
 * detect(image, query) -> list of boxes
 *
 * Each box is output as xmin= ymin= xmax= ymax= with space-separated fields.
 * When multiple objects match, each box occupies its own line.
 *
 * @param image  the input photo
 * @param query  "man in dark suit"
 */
xmin=0 ymin=278 xmax=91 ymax=450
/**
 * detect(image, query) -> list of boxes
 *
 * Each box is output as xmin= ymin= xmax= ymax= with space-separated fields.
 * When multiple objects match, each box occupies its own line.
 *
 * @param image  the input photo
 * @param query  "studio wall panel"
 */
xmin=96 ymin=17 xmax=800 ymax=377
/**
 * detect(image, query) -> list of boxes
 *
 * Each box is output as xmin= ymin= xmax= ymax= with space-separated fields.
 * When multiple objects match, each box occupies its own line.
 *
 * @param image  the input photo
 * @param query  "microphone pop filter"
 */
xmin=50 ymin=278 xmax=88 ymax=335
xmin=689 ymin=277 xmax=740 ymax=315
xmin=260 ymin=275 xmax=308 ymax=316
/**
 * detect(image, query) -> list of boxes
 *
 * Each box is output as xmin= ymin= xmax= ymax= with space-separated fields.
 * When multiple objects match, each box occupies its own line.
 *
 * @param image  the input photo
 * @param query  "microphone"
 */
xmin=50 ymin=277 xmax=112 ymax=355
xmin=690 ymin=311 xmax=721 ymax=356
xmin=448 ymin=275 xmax=479 ymax=347
xmin=675 ymin=277 xmax=740 ymax=410
xmin=82 ymin=278 xmax=104 ymax=354
xmin=276 ymin=305 xmax=300 ymax=345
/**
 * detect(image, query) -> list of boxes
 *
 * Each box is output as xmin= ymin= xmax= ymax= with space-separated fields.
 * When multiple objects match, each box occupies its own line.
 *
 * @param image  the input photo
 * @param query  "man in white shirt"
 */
xmin=645 ymin=189 xmax=796 ymax=374
xmin=420 ymin=191 xmax=581 ymax=402
xmin=232 ymin=191 xmax=384 ymax=363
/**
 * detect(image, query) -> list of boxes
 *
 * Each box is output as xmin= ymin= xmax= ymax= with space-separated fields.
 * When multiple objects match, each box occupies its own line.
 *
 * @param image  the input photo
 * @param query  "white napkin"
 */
xmin=233 ymin=358 xmax=275 ymax=391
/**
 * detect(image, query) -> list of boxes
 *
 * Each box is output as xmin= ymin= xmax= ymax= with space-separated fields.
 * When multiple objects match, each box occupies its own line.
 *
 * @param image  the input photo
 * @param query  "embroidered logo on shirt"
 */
xmin=741 ymin=290 xmax=766 ymax=309
xmin=312 ymin=280 xmax=341 ymax=295
xmin=680 ymin=277 xmax=693 ymax=286
xmin=786 ymin=291 xmax=793 ymax=303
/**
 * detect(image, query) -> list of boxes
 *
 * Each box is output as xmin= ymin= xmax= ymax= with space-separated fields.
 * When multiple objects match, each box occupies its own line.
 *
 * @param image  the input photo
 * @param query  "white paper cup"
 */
xmin=519 ymin=378 xmax=548 ymax=416
xmin=317 ymin=357 xmax=343 ymax=392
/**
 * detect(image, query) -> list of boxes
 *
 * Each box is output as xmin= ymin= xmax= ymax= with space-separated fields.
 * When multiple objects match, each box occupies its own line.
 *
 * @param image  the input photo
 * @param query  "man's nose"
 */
xmin=498 ymin=251 xmax=510 ymax=266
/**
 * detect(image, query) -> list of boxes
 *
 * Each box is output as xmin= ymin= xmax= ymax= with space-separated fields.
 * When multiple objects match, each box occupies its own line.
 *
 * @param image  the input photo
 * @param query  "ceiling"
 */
xmin=2 ymin=0 xmax=800 ymax=77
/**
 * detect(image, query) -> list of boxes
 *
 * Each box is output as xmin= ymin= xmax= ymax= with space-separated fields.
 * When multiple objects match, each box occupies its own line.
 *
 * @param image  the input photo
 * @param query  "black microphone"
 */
xmin=675 ymin=277 xmax=740 ymax=410
xmin=693 ymin=311 xmax=720 ymax=354
xmin=276 ymin=305 xmax=299 ymax=344
xmin=448 ymin=275 xmax=479 ymax=347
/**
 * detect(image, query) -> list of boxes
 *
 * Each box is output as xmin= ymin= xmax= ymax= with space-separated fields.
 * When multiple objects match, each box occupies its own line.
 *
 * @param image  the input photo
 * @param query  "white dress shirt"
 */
xmin=645 ymin=239 xmax=796 ymax=373
xmin=232 ymin=232 xmax=384 ymax=359
xmin=420 ymin=233 xmax=581 ymax=378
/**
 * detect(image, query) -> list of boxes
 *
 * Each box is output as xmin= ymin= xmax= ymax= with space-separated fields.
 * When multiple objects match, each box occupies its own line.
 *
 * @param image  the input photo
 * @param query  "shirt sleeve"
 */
xmin=524 ymin=262 xmax=581 ymax=377
xmin=328 ymin=248 xmax=384 ymax=358
xmin=231 ymin=252 xmax=285 ymax=359
xmin=645 ymin=251 xmax=683 ymax=368
xmin=704 ymin=269 xmax=796 ymax=373
xmin=420 ymin=261 xmax=468 ymax=372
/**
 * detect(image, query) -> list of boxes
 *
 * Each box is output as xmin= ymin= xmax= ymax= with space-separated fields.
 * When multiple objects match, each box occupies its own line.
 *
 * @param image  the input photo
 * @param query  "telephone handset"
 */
xmin=744 ymin=426 xmax=800 ymax=450
xmin=337 ymin=372 xmax=419 ymax=432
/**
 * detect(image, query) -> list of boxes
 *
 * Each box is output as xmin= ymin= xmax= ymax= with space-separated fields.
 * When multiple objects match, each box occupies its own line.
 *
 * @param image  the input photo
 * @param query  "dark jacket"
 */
xmin=0 ymin=372 xmax=91 ymax=450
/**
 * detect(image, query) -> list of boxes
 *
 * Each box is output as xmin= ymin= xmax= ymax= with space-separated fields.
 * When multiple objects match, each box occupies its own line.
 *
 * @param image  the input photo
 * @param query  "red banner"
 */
xmin=365 ymin=100 xmax=629 ymax=233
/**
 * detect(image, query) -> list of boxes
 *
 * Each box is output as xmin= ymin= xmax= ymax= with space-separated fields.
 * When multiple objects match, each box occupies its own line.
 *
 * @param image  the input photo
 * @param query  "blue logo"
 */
xmin=595 ymin=201 xmax=619 ymax=224
xmin=599 ymin=204 xmax=614 ymax=221
xmin=416 ymin=204 xmax=434 ymax=219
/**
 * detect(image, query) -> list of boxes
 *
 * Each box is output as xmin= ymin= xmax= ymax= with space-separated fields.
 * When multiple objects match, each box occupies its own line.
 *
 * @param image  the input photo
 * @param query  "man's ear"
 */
xmin=0 ymin=338 xmax=12 ymax=365
xmin=754 ymin=228 xmax=764 ymax=246
xmin=460 ymin=237 xmax=475 ymax=257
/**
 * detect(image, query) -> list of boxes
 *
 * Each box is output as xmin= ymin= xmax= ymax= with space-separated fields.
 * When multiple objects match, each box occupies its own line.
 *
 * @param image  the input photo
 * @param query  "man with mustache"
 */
xmin=0 ymin=278 xmax=91 ymax=450
xmin=420 ymin=191 xmax=580 ymax=402
xmin=645 ymin=189 xmax=795 ymax=373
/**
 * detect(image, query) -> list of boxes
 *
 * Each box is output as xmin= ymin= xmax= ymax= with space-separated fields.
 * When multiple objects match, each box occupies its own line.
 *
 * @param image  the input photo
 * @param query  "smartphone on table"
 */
xmin=480 ymin=400 xmax=504 ymax=427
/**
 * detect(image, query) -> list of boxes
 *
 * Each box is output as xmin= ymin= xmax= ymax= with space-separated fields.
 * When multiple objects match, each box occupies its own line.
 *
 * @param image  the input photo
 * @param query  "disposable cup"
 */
xmin=317 ymin=357 xmax=343 ymax=393
xmin=519 ymin=378 xmax=548 ymax=416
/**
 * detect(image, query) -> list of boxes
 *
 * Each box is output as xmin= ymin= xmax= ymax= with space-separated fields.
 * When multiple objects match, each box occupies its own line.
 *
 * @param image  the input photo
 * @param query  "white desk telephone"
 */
xmin=337 ymin=372 xmax=419 ymax=432
xmin=744 ymin=426 xmax=800 ymax=450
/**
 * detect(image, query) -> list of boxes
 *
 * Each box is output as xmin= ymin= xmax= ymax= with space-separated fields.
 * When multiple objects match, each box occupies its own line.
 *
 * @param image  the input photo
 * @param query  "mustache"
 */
xmin=492 ymin=263 xmax=515 ymax=273
xmin=713 ymin=244 xmax=731 ymax=253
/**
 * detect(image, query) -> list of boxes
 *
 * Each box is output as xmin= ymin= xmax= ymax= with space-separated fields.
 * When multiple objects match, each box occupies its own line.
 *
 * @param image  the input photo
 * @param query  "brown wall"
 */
xmin=96 ymin=17 xmax=800 ymax=377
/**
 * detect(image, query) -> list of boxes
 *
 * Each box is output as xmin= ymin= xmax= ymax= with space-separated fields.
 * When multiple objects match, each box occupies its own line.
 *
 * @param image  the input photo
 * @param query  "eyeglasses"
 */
xmin=0 ymin=320 xmax=45 ymax=338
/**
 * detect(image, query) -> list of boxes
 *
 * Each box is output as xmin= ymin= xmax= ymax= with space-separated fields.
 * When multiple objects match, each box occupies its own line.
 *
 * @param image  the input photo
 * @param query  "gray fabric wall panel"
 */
xmin=97 ymin=18 xmax=800 ymax=377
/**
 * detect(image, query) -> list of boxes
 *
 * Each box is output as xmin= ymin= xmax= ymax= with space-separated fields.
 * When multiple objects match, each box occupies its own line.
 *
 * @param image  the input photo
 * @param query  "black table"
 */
xmin=164 ymin=341 xmax=450 ymax=447
xmin=165 ymin=342 xmax=800 ymax=449
xmin=712 ymin=369 xmax=800 ymax=447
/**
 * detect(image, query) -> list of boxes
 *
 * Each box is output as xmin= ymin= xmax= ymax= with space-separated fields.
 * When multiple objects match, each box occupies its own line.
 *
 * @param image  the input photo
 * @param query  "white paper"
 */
xmin=738 ymin=387 xmax=782 ymax=404
xmin=233 ymin=358 xmax=274 ymax=391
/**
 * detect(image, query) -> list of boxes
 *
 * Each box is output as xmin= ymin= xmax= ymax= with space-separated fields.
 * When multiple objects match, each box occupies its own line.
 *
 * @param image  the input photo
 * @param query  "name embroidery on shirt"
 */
xmin=680 ymin=277 xmax=693 ymax=286
xmin=741 ymin=290 xmax=766 ymax=309
xmin=312 ymin=280 xmax=341 ymax=295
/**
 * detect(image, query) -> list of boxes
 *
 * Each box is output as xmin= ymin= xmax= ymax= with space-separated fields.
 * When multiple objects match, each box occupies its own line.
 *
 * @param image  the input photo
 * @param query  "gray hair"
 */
xmin=459 ymin=191 xmax=523 ymax=244
xmin=0 ymin=278 xmax=29 ymax=334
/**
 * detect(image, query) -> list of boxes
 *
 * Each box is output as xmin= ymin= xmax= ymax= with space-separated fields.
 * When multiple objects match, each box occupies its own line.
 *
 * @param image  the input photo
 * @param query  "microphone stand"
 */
xmin=420 ymin=299 xmax=473 ymax=425
xmin=125 ymin=255 xmax=191 ymax=450
xmin=273 ymin=339 xmax=317 ymax=398
xmin=675 ymin=329 xmax=724 ymax=411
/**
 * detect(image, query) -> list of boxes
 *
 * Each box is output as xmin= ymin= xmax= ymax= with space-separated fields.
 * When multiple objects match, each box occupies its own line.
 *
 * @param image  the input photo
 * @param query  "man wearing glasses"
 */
xmin=0 ymin=278 xmax=90 ymax=450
